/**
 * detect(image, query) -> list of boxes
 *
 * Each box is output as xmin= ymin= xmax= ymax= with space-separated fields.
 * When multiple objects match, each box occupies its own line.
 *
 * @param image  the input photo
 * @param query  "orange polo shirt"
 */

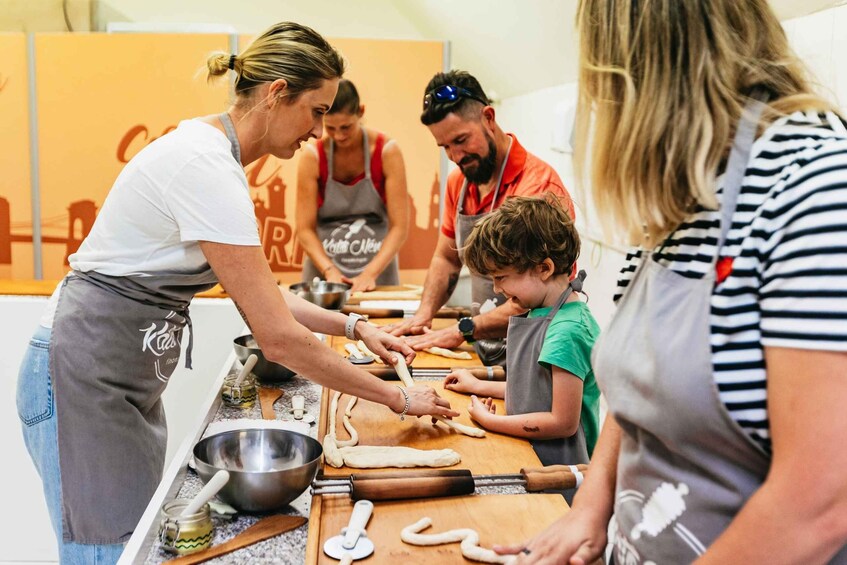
xmin=440 ymin=134 xmax=575 ymax=239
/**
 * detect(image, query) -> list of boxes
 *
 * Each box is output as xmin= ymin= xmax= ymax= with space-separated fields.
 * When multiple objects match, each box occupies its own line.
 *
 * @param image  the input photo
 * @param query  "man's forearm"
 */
xmin=472 ymin=299 xmax=526 ymax=340
xmin=418 ymin=255 xmax=461 ymax=318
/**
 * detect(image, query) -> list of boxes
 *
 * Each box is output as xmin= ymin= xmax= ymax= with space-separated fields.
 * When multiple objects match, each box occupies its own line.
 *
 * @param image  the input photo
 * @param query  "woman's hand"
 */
xmin=324 ymin=266 xmax=345 ymax=284
xmin=357 ymin=322 xmax=416 ymax=365
xmin=344 ymin=273 xmax=377 ymax=293
xmin=403 ymin=384 xmax=460 ymax=419
xmin=493 ymin=505 xmax=609 ymax=564
xmin=444 ymin=369 xmax=481 ymax=395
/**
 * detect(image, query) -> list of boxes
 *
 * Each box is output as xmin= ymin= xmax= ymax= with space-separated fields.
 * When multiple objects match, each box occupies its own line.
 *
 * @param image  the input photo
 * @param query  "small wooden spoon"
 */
xmin=259 ymin=387 xmax=283 ymax=420
xmin=164 ymin=514 xmax=307 ymax=564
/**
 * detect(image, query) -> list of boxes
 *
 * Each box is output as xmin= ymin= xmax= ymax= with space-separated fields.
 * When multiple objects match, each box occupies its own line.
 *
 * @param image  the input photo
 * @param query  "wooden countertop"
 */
xmin=0 ymin=279 xmax=229 ymax=298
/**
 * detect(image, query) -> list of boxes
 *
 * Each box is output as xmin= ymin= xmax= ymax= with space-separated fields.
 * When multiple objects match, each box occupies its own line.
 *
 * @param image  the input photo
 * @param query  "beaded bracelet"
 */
xmin=394 ymin=386 xmax=410 ymax=421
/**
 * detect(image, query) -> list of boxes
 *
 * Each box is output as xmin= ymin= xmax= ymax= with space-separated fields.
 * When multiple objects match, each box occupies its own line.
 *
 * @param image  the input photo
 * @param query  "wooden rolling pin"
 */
xmin=311 ymin=465 xmax=587 ymax=501
xmin=363 ymin=365 xmax=505 ymax=381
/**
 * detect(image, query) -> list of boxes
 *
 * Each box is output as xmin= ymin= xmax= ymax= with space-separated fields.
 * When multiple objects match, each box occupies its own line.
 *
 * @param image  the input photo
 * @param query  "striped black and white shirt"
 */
xmin=614 ymin=110 xmax=847 ymax=454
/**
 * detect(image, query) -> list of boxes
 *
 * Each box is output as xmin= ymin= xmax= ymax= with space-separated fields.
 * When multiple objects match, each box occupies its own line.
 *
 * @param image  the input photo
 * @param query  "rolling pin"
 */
xmin=362 ymin=365 xmax=505 ymax=381
xmin=311 ymin=465 xmax=587 ymax=501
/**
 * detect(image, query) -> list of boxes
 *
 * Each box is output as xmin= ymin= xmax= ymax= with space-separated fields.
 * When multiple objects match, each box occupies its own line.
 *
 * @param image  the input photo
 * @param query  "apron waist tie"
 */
xmin=184 ymin=306 xmax=194 ymax=370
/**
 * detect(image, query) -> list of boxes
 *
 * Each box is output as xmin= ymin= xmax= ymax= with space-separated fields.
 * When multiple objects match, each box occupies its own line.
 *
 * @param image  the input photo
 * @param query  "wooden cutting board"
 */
xmin=330 ymin=318 xmax=482 ymax=369
xmin=346 ymin=285 xmax=422 ymax=305
xmin=307 ymin=493 xmax=569 ymax=565
xmin=318 ymin=381 xmax=542 ymax=477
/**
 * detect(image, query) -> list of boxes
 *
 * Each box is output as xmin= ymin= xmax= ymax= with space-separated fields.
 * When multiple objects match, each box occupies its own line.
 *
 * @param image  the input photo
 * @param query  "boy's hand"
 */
xmin=443 ymin=369 xmax=480 ymax=395
xmin=468 ymin=395 xmax=496 ymax=423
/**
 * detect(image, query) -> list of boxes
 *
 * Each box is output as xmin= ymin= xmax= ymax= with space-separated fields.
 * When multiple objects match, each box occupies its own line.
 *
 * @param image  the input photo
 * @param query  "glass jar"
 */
xmin=158 ymin=499 xmax=214 ymax=555
xmin=221 ymin=372 xmax=257 ymax=408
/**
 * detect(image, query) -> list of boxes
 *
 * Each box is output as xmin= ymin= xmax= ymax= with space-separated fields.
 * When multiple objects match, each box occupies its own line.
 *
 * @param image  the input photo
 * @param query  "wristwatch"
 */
xmin=345 ymin=313 xmax=366 ymax=340
xmin=458 ymin=316 xmax=476 ymax=344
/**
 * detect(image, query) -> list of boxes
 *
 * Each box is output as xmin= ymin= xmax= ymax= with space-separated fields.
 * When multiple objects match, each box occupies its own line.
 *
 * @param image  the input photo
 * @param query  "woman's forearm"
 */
xmin=280 ymin=287 xmax=349 ymax=336
xmin=297 ymin=228 xmax=336 ymax=276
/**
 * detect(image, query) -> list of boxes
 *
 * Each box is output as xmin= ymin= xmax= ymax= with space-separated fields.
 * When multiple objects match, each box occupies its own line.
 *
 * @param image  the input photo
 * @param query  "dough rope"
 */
xmin=424 ymin=346 xmax=473 ymax=360
xmin=393 ymin=356 xmax=486 ymax=438
xmin=401 ymin=517 xmax=517 ymax=564
xmin=322 ymin=389 xmax=461 ymax=468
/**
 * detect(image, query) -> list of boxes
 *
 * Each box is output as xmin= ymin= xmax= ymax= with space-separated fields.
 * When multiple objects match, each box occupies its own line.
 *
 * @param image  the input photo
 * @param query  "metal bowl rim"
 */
xmin=192 ymin=428 xmax=323 ymax=475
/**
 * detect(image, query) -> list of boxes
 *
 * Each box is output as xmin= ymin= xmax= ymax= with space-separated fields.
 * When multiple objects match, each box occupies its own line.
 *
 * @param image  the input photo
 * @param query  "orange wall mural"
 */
xmin=0 ymin=33 xmax=32 ymax=280
xmin=0 ymin=31 xmax=443 ymax=284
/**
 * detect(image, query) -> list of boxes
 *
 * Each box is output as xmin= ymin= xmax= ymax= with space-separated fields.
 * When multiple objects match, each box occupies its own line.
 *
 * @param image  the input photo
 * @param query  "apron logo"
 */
xmin=139 ymin=319 xmax=180 ymax=357
xmin=616 ymin=481 xmax=705 ymax=562
xmin=323 ymin=220 xmax=383 ymax=258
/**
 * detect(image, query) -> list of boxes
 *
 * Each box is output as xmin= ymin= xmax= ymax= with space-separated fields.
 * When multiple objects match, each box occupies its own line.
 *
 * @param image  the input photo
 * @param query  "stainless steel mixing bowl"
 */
xmin=288 ymin=281 xmax=351 ymax=310
xmin=193 ymin=428 xmax=323 ymax=512
xmin=233 ymin=334 xmax=296 ymax=384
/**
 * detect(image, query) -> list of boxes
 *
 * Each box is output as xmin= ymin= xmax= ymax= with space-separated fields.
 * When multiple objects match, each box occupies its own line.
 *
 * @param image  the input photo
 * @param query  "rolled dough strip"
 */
xmin=401 ymin=517 xmax=516 ymax=564
xmin=345 ymin=395 xmax=358 ymax=417
xmin=357 ymin=340 xmax=383 ymax=364
xmin=393 ymin=356 xmax=486 ymax=438
xmin=350 ymin=290 xmax=422 ymax=300
xmin=424 ymin=346 xmax=473 ymax=360
xmin=337 ymin=409 xmax=359 ymax=448
xmin=322 ymin=434 xmax=344 ymax=468
xmin=338 ymin=446 xmax=460 ymax=468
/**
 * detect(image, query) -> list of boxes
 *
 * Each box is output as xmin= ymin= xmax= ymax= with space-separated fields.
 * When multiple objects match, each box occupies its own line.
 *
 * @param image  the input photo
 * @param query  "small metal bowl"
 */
xmin=288 ymin=281 xmax=351 ymax=310
xmin=233 ymin=334 xmax=296 ymax=384
xmin=193 ymin=428 xmax=323 ymax=512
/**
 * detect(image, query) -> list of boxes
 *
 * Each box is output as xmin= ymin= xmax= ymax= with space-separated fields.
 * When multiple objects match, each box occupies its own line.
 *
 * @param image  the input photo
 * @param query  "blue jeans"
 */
xmin=17 ymin=325 xmax=126 ymax=565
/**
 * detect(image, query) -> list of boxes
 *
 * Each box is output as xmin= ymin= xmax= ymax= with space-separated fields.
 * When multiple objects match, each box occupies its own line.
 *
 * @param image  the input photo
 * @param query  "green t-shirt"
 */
xmin=528 ymin=300 xmax=601 ymax=457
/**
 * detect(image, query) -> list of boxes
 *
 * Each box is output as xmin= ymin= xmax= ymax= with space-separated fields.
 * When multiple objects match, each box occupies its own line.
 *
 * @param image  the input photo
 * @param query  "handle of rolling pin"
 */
xmin=341 ymin=305 xmax=405 ymax=318
xmin=433 ymin=307 xmax=472 ymax=318
xmin=361 ymin=366 xmax=404 ymax=380
xmin=350 ymin=471 xmax=475 ymax=501
xmin=456 ymin=366 xmax=506 ymax=381
xmin=523 ymin=470 xmax=580 ymax=492
xmin=519 ymin=463 xmax=588 ymax=475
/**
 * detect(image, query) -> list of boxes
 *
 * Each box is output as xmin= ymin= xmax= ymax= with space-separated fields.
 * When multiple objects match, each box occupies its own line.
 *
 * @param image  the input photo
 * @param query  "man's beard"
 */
xmin=459 ymin=134 xmax=498 ymax=184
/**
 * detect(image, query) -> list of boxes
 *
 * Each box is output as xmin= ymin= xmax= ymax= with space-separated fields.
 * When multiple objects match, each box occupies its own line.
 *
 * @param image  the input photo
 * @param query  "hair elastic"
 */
xmin=228 ymin=55 xmax=237 ymax=70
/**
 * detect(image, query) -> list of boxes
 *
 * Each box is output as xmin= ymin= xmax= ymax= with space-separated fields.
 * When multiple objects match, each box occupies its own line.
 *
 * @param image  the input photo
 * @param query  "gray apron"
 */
xmin=593 ymin=96 xmax=847 ymax=563
xmin=506 ymin=271 xmax=589 ymax=502
xmin=455 ymin=138 xmax=513 ymax=366
xmin=48 ymin=113 xmax=239 ymax=543
xmin=302 ymin=129 xmax=399 ymax=285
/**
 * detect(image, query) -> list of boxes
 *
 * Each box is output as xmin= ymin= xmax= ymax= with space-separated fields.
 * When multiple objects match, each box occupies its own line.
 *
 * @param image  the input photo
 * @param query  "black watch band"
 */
xmin=458 ymin=316 xmax=476 ymax=344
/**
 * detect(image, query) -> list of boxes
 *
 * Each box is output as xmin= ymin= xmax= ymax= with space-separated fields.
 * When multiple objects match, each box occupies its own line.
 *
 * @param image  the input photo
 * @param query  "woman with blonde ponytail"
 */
xmin=17 ymin=21 xmax=457 ymax=563
xmin=498 ymin=1 xmax=847 ymax=563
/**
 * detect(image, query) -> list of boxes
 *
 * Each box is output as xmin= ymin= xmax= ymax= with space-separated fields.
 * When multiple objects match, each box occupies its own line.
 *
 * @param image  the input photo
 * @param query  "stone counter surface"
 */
xmin=137 ymin=368 xmax=525 ymax=565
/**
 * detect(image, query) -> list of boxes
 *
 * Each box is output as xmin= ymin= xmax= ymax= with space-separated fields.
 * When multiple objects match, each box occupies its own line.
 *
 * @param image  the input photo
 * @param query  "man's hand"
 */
xmin=404 ymin=325 xmax=464 ymax=351
xmin=385 ymin=314 xmax=433 ymax=337
xmin=357 ymin=323 xmax=416 ymax=365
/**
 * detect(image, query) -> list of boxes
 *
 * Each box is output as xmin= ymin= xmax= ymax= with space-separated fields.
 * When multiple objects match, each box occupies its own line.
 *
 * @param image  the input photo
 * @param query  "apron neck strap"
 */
xmin=715 ymin=91 xmax=770 ymax=254
xmin=219 ymin=112 xmax=241 ymax=165
xmin=546 ymin=269 xmax=587 ymax=319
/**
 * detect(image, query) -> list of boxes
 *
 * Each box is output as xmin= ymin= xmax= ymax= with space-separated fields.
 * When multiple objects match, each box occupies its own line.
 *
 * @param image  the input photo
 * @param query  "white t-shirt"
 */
xmin=41 ymin=118 xmax=260 ymax=327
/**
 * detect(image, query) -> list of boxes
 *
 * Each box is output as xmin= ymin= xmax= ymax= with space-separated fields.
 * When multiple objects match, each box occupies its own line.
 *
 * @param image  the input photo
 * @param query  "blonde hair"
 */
xmin=463 ymin=194 xmax=580 ymax=277
xmin=206 ymin=22 xmax=345 ymax=103
xmin=574 ymin=0 xmax=838 ymax=245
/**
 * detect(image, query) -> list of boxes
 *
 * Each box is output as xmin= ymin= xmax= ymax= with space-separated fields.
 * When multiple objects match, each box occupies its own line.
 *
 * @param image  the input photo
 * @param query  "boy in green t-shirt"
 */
xmin=446 ymin=195 xmax=601 ymax=461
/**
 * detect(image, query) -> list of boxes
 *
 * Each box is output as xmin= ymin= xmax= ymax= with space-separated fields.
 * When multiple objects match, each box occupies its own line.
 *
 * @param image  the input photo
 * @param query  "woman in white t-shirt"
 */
xmin=498 ymin=1 xmax=847 ymax=564
xmin=16 ymin=22 xmax=458 ymax=563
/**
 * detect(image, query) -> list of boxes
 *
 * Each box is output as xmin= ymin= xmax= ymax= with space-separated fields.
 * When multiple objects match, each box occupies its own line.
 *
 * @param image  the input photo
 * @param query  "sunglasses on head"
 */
xmin=423 ymin=85 xmax=489 ymax=110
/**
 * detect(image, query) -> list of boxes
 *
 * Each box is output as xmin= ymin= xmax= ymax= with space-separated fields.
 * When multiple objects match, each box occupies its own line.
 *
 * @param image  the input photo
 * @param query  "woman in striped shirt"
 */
xmin=500 ymin=1 xmax=847 ymax=563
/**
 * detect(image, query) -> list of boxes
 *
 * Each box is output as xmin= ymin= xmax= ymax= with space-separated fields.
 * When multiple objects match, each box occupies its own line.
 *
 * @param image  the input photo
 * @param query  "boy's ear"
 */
xmin=538 ymin=258 xmax=556 ymax=280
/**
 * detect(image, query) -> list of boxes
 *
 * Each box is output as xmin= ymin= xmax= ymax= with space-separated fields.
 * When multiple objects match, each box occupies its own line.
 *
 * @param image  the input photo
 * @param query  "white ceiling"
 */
xmin=100 ymin=0 xmax=846 ymax=101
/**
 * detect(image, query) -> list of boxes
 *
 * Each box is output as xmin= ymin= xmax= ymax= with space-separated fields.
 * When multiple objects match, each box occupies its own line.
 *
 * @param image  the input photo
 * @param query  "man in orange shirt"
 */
xmin=389 ymin=70 xmax=575 ymax=366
